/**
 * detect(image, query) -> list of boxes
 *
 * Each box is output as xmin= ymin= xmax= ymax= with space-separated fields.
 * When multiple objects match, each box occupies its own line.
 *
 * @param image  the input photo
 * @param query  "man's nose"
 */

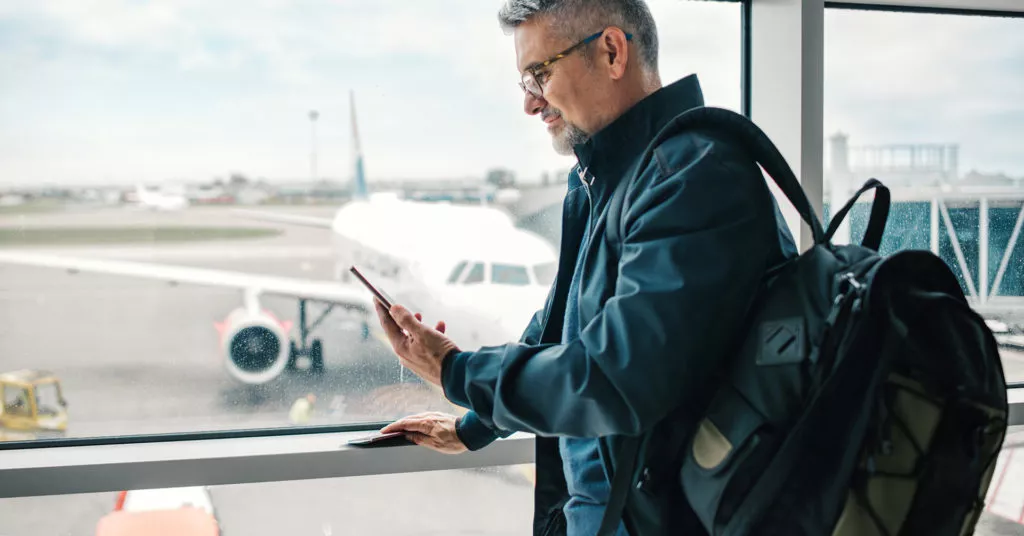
xmin=523 ymin=92 xmax=546 ymax=116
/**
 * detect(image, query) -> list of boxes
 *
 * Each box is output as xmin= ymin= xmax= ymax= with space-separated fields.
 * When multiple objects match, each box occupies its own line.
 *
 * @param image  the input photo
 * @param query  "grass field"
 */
xmin=0 ymin=226 xmax=281 ymax=246
xmin=0 ymin=200 xmax=65 ymax=216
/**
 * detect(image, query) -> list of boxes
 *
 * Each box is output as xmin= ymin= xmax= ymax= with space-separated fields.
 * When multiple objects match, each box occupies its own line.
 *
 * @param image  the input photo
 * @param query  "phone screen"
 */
xmin=349 ymin=266 xmax=394 ymax=309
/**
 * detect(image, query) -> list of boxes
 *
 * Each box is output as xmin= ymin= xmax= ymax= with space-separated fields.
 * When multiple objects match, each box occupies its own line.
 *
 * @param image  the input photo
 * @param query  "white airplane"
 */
xmin=0 ymin=92 xmax=557 ymax=385
xmin=133 ymin=184 xmax=190 ymax=211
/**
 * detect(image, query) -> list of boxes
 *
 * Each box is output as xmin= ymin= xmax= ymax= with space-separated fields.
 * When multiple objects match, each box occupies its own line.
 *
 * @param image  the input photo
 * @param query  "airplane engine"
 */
xmin=217 ymin=308 xmax=290 ymax=384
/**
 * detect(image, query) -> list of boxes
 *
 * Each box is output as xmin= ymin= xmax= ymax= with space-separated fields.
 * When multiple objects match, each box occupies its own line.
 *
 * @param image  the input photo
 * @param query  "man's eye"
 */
xmin=534 ymin=70 xmax=549 ymax=84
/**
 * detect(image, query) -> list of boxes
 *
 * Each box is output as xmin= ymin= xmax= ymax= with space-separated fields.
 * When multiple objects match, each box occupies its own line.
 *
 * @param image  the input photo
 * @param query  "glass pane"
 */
xmin=33 ymin=382 xmax=63 ymax=417
xmin=446 ymin=261 xmax=468 ymax=284
xmin=982 ymin=425 xmax=1024 ymax=534
xmin=824 ymin=8 xmax=1024 ymax=384
xmin=492 ymin=264 xmax=530 ymax=286
xmin=0 ymin=0 xmax=741 ymax=442
xmin=0 ymin=466 xmax=534 ymax=535
xmin=3 ymin=386 xmax=31 ymax=417
xmin=463 ymin=263 xmax=486 ymax=285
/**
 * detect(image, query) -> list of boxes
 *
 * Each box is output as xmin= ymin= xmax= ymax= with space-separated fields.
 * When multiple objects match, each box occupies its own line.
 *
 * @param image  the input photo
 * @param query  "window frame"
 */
xmin=0 ymin=0 xmax=1022 ymax=502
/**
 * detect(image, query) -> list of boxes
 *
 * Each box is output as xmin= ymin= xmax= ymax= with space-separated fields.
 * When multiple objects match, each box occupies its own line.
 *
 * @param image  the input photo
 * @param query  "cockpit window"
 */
xmin=462 ymin=262 xmax=485 ymax=285
xmin=446 ymin=261 xmax=468 ymax=284
xmin=492 ymin=264 xmax=530 ymax=286
xmin=533 ymin=262 xmax=557 ymax=286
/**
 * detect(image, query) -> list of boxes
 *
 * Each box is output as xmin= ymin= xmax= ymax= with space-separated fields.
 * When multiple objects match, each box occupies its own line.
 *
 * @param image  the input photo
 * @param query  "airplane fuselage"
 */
xmin=328 ymin=195 xmax=555 ymax=350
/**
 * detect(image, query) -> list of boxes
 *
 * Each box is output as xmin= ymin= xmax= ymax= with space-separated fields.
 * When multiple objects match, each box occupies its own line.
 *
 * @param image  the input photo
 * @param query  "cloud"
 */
xmin=15 ymin=3 xmax=1020 ymax=187
xmin=824 ymin=8 xmax=1024 ymax=176
xmin=0 ymin=1 xmax=745 ymax=186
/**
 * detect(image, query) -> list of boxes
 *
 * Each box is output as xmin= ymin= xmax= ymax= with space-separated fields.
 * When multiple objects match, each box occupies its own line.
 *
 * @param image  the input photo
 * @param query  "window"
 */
xmin=462 ymin=263 xmax=486 ymax=285
xmin=0 ymin=1 xmax=741 ymax=445
xmin=33 ymin=382 xmax=63 ymax=417
xmin=492 ymin=264 xmax=531 ymax=286
xmin=3 ymin=386 xmax=30 ymax=417
xmin=446 ymin=261 xmax=468 ymax=284
xmin=824 ymin=6 xmax=1024 ymax=385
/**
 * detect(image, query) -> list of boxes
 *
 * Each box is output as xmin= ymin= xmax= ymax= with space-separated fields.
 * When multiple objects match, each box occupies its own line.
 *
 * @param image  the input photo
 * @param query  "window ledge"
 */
xmin=0 ymin=430 xmax=535 ymax=499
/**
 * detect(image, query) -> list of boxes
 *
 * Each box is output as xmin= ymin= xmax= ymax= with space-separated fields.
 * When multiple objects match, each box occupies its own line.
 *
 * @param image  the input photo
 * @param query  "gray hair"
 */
xmin=498 ymin=0 xmax=659 ymax=72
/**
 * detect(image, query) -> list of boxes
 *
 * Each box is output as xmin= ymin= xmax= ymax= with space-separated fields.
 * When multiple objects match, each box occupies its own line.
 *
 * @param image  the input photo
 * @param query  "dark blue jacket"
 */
xmin=446 ymin=75 xmax=797 ymax=535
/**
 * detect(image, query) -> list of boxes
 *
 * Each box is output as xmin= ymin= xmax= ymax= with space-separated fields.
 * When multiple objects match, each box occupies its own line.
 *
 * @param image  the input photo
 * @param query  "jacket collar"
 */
xmin=571 ymin=74 xmax=705 ymax=196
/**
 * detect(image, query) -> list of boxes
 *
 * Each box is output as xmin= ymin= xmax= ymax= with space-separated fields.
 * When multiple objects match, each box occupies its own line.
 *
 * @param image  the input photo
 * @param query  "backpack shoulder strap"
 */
xmin=603 ymin=106 xmax=827 ymax=256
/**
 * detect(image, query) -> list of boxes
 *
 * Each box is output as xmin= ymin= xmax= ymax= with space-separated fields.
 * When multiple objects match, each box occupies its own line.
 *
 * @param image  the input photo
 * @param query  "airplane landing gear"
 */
xmin=287 ymin=338 xmax=324 ymax=373
xmin=287 ymin=299 xmax=332 ymax=374
xmin=285 ymin=298 xmax=375 ymax=375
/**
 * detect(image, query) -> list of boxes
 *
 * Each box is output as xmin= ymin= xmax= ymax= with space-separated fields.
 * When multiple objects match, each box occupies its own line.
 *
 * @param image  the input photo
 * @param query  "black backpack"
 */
xmin=598 ymin=107 xmax=1010 ymax=536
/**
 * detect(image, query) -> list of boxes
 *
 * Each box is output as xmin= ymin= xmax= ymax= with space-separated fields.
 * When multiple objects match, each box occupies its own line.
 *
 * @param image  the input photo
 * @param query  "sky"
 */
xmin=0 ymin=1 xmax=1020 ymax=188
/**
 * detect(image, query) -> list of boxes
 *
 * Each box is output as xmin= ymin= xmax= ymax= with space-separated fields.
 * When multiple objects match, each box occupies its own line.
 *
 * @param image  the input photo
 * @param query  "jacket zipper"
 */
xmin=578 ymin=166 xmax=596 ymax=249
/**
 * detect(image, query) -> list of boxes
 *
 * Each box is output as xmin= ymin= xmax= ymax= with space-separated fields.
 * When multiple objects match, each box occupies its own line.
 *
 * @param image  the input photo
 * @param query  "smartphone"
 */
xmin=349 ymin=265 xmax=395 ymax=309
xmin=346 ymin=431 xmax=412 ymax=447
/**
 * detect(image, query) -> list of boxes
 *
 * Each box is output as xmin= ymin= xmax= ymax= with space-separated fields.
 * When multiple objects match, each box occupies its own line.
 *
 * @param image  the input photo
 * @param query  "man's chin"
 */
xmin=551 ymin=136 xmax=575 ymax=156
xmin=550 ymin=128 xmax=578 ymax=155
xmin=546 ymin=120 xmax=588 ymax=156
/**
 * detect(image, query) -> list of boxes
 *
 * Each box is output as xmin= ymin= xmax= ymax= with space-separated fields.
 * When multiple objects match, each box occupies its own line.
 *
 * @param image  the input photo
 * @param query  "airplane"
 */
xmin=0 ymin=91 xmax=557 ymax=385
xmin=132 ymin=184 xmax=190 ymax=211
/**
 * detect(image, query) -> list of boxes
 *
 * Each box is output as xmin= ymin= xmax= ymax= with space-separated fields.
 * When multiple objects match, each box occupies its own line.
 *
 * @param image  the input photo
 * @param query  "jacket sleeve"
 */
xmin=455 ymin=410 xmax=512 ymax=451
xmin=441 ymin=145 xmax=776 ymax=437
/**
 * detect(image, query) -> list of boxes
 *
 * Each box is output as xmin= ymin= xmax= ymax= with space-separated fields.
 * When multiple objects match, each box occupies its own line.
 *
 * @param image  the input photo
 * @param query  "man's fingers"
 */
xmin=414 ymin=312 xmax=422 ymax=321
xmin=435 ymin=320 xmax=446 ymax=334
xmin=381 ymin=417 xmax=433 ymax=436
xmin=379 ymin=420 xmax=407 ymax=434
xmin=389 ymin=304 xmax=425 ymax=336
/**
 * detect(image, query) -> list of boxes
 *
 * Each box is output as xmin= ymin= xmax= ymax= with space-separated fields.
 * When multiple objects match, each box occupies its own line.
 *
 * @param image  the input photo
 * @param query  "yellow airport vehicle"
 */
xmin=0 ymin=369 xmax=68 ymax=441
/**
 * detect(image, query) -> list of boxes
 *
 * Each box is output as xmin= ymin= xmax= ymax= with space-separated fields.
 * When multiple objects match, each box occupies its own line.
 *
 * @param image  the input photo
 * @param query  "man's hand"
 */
xmin=380 ymin=412 xmax=467 ymax=454
xmin=374 ymin=300 xmax=460 ymax=387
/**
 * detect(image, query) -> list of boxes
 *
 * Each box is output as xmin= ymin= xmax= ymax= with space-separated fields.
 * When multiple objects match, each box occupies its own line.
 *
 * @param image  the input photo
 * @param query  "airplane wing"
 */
xmin=997 ymin=333 xmax=1024 ymax=350
xmin=230 ymin=209 xmax=335 ymax=229
xmin=0 ymin=251 xmax=373 ymax=308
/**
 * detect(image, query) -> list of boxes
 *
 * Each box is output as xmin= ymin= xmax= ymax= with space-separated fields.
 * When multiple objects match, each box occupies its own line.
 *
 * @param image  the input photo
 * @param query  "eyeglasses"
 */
xmin=518 ymin=29 xmax=634 ymax=99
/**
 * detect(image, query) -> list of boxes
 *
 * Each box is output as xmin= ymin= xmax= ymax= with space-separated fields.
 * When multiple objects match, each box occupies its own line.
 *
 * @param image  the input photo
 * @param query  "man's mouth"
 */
xmin=542 ymin=111 xmax=561 ymax=125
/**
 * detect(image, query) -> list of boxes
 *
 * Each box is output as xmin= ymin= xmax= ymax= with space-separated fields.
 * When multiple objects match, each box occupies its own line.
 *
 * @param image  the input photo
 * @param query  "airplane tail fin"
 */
xmin=350 ymin=91 xmax=369 ymax=200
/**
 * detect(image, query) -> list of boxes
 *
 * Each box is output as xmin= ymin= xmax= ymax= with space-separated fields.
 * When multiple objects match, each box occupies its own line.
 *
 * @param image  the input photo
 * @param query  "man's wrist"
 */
xmin=441 ymin=349 xmax=472 ymax=409
xmin=454 ymin=411 xmax=501 ymax=451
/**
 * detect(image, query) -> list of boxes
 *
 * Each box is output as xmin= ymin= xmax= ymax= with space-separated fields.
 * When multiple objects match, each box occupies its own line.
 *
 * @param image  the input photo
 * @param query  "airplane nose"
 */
xmin=498 ymin=290 xmax=549 ymax=338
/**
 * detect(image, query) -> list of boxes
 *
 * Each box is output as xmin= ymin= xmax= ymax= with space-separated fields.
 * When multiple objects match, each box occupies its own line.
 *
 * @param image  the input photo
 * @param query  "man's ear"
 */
xmin=599 ymin=27 xmax=631 ymax=80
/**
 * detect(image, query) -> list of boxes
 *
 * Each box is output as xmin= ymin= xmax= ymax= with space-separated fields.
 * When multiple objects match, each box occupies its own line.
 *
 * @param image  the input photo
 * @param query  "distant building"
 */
xmin=825 ymin=133 xmax=1024 ymax=310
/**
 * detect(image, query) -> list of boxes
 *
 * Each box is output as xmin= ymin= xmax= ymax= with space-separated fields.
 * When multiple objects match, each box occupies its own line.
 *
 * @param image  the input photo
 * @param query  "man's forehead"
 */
xmin=513 ymin=17 xmax=565 ymax=72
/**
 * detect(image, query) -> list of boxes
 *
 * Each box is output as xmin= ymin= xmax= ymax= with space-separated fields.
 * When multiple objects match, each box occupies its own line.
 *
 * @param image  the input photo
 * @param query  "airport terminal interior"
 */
xmin=0 ymin=0 xmax=1022 ymax=534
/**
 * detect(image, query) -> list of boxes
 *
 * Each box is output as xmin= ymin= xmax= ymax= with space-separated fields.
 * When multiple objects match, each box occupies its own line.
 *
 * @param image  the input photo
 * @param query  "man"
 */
xmin=377 ymin=0 xmax=797 ymax=534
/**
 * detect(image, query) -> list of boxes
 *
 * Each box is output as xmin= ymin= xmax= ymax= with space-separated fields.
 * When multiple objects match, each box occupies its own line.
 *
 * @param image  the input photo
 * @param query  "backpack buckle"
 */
xmin=841 ymin=272 xmax=863 ymax=292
